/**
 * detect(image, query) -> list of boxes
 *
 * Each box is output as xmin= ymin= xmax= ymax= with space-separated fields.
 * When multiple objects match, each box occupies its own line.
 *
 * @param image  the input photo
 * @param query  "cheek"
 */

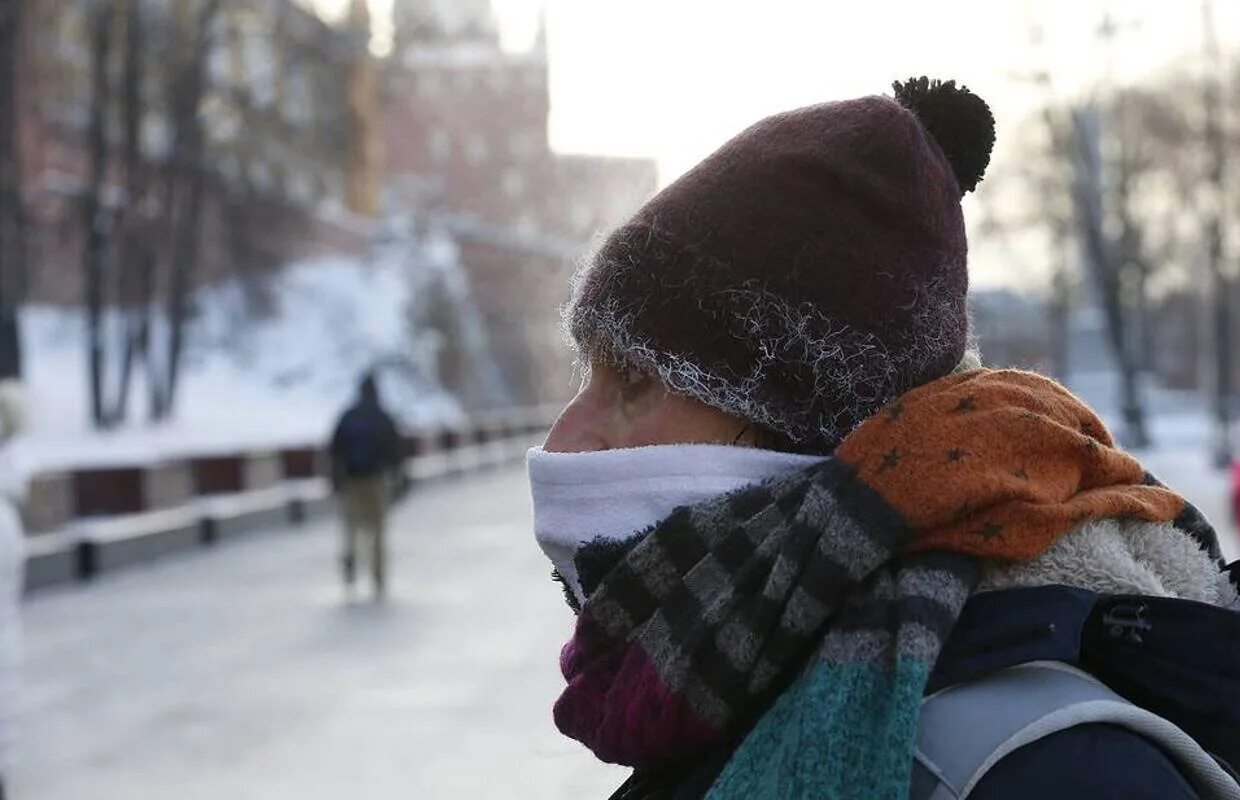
xmin=620 ymin=396 xmax=738 ymax=447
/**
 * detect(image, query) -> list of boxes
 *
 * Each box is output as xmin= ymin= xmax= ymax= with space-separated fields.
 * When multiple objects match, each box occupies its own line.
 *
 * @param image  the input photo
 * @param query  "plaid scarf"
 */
xmin=553 ymin=370 xmax=1209 ymax=799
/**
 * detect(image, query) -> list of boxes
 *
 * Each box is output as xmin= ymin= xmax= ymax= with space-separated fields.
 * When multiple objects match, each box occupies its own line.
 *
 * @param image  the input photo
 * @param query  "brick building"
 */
xmin=17 ymin=0 xmax=368 ymax=304
xmin=14 ymin=0 xmax=656 ymax=408
xmin=381 ymin=0 xmax=658 ymax=405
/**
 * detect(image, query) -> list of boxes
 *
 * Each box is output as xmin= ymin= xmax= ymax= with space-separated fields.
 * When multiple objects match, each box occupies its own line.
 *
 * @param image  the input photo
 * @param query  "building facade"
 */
xmin=381 ymin=0 xmax=658 ymax=405
xmin=18 ymin=0 xmax=367 ymax=304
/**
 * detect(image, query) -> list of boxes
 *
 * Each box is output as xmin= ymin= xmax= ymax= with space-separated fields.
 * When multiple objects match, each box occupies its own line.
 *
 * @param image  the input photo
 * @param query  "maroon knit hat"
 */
xmin=567 ymin=78 xmax=995 ymax=452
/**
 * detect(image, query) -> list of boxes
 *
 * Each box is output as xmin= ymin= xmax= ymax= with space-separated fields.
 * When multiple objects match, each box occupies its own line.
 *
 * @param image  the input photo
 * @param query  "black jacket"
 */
xmin=329 ymin=399 xmax=402 ymax=480
xmin=610 ymin=584 xmax=1240 ymax=799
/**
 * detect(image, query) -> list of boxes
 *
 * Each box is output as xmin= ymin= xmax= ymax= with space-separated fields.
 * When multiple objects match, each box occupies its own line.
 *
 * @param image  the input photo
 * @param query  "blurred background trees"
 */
xmin=5 ymin=0 xmax=1240 ymax=472
xmin=976 ymin=4 xmax=1238 ymax=459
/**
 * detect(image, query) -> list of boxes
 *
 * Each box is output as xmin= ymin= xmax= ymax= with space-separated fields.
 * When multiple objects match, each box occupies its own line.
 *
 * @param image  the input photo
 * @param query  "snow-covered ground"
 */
xmin=12 ymin=246 xmax=471 ymax=477
xmin=1067 ymin=371 xmax=1240 ymax=561
xmin=11 ymin=466 xmax=627 ymax=800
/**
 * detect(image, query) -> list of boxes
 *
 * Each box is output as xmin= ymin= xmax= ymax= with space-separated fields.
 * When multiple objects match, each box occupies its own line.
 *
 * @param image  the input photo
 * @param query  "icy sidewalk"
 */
xmin=9 ymin=432 xmax=1236 ymax=800
xmin=11 ymin=467 xmax=625 ymax=800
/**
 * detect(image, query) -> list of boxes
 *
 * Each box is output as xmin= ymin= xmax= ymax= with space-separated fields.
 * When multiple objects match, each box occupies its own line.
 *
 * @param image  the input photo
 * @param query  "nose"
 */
xmin=544 ymin=391 xmax=609 ymax=453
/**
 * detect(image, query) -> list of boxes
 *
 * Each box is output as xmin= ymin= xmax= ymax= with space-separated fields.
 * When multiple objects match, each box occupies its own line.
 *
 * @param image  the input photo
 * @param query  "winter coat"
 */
xmin=329 ymin=398 xmax=403 ymax=481
xmin=608 ymin=583 xmax=1240 ymax=799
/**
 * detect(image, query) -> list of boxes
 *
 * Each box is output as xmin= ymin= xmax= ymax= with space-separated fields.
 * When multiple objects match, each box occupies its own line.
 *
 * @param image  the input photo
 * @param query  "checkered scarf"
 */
xmin=553 ymin=370 xmax=1209 ymax=800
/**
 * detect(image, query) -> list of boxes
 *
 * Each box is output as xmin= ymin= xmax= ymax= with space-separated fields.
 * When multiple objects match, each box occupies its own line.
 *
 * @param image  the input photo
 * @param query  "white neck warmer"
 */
xmin=527 ymin=444 xmax=827 ymax=606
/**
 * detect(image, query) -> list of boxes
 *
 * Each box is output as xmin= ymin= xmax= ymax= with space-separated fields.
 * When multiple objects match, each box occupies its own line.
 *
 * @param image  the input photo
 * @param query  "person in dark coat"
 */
xmin=329 ymin=373 xmax=403 ymax=598
xmin=526 ymin=77 xmax=1240 ymax=799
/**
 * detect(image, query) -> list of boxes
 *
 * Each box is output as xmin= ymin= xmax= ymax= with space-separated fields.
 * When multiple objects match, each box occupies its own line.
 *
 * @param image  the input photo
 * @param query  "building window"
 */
xmin=209 ymin=37 xmax=232 ymax=86
xmin=143 ymin=117 xmax=172 ymax=158
xmin=252 ymin=161 xmax=273 ymax=191
xmin=285 ymin=72 xmax=313 ymax=126
xmin=465 ymin=132 xmax=489 ymax=164
xmin=429 ymin=129 xmax=452 ymax=162
xmin=243 ymin=30 xmax=276 ymax=108
xmin=508 ymin=130 xmax=541 ymax=159
xmin=517 ymin=212 xmax=540 ymax=237
xmin=502 ymin=169 xmax=525 ymax=199
xmin=419 ymin=70 xmax=442 ymax=97
xmin=289 ymin=172 xmax=313 ymax=204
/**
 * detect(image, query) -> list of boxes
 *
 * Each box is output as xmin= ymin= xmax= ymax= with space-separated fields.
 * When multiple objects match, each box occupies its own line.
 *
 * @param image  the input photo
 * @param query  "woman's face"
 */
xmin=544 ymin=360 xmax=753 ymax=453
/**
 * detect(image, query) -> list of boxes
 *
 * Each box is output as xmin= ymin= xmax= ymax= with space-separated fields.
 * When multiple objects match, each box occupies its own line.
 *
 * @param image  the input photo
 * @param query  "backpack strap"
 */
xmin=911 ymin=660 xmax=1240 ymax=800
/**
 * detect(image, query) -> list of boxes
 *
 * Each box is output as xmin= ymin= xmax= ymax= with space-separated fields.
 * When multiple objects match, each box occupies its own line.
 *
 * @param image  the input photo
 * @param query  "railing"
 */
xmin=21 ymin=404 xmax=559 ymax=593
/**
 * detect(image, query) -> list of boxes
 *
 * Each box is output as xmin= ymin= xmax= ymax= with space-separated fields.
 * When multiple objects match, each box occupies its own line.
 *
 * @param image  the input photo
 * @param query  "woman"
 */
xmin=528 ymin=78 xmax=1240 ymax=799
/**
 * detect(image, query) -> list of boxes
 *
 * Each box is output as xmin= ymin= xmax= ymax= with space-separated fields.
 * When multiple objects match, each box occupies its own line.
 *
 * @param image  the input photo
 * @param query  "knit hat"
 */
xmin=567 ymin=77 xmax=995 ymax=452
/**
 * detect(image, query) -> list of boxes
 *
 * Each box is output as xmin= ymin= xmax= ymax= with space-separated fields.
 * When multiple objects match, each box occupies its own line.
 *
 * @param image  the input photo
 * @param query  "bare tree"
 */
xmin=1202 ymin=0 xmax=1233 ymax=466
xmin=1070 ymin=106 xmax=1152 ymax=447
xmin=970 ymin=95 xmax=1078 ymax=381
xmin=110 ymin=0 xmax=154 ymax=422
xmin=150 ymin=0 xmax=223 ymax=421
xmin=0 ymin=0 xmax=26 ymax=382
xmin=81 ymin=0 xmax=119 ymax=428
xmin=62 ymin=0 xmax=350 ymax=425
xmin=1062 ymin=88 xmax=1197 ymax=447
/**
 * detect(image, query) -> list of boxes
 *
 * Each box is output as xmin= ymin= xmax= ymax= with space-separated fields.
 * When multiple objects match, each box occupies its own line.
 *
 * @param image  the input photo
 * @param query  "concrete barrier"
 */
xmin=23 ymin=533 xmax=77 ymax=591
xmin=75 ymin=508 xmax=202 ymax=578
xmin=242 ymin=452 xmax=282 ymax=491
xmin=199 ymin=485 xmax=320 ymax=542
xmin=21 ymin=472 xmax=75 ymax=533
xmin=192 ymin=455 xmax=245 ymax=495
xmin=281 ymin=447 xmax=324 ymax=479
xmin=144 ymin=461 xmax=196 ymax=510
xmin=21 ymin=406 xmax=559 ymax=594
xmin=75 ymin=466 xmax=146 ymax=516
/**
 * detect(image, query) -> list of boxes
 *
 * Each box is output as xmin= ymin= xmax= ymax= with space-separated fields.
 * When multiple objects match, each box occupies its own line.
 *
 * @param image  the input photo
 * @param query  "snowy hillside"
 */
xmin=13 ymin=244 xmax=471 ymax=475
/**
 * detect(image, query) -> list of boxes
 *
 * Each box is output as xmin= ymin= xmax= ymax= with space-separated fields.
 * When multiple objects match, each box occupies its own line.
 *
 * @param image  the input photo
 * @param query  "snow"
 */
xmin=7 ymin=269 xmax=1239 ymax=565
xmin=1068 ymin=370 xmax=1240 ymax=562
xmin=11 ymin=249 xmax=466 ymax=478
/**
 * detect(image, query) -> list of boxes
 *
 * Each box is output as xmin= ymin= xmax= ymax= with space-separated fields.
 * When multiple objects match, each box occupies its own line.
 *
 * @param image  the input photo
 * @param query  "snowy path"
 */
xmin=10 ymin=457 xmax=1237 ymax=800
xmin=1142 ymin=447 xmax=1240 ymax=562
xmin=11 ymin=466 xmax=626 ymax=800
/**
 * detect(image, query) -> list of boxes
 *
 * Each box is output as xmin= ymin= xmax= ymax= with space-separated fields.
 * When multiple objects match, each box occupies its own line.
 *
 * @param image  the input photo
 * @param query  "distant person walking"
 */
xmin=329 ymin=374 xmax=402 ymax=598
xmin=0 ymin=381 xmax=25 ymax=800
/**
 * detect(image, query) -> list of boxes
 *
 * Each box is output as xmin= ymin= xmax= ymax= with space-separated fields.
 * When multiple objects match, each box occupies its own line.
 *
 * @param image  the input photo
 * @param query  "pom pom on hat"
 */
xmin=893 ymin=76 xmax=995 ymax=194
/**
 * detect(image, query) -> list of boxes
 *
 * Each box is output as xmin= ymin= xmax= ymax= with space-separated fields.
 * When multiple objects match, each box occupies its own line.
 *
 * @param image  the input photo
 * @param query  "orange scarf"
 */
xmin=837 ymin=369 xmax=1184 ymax=561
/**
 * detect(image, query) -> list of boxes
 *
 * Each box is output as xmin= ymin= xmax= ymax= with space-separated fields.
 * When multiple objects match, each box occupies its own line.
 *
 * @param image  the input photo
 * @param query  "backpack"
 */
xmin=912 ymin=660 xmax=1240 ymax=799
xmin=338 ymin=408 xmax=391 ymax=477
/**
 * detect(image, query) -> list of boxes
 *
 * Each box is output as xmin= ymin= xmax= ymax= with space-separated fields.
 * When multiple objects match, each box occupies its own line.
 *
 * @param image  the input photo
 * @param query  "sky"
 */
xmin=496 ymin=1 xmax=1237 ymax=179
xmin=308 ymin=1 xmax=1240 ymax=289
xmin=309 ymin=1 xmax=1240 ymax=181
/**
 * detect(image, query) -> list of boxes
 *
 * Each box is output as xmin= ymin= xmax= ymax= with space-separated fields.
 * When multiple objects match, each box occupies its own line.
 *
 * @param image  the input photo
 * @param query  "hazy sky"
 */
xmin=305 ymin=1 xmax=1240 ymax=180
xmin=490 ymin=1 xmax=1236 ymax=180
xmin=311 ymin=1 xmax=1240 ymax=288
